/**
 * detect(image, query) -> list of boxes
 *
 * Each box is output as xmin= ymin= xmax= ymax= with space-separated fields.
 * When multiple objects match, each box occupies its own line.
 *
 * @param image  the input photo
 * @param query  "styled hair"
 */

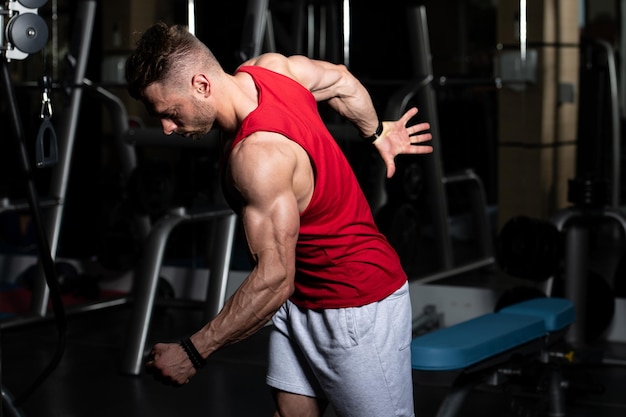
xmin=125 ymin=22 xmax=220 ymax=100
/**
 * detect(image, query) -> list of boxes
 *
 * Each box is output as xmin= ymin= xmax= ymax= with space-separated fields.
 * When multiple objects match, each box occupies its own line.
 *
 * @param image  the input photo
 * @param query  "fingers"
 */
xmin=410 ymin=132 xmax=432 ymax=144
xmin=399 ymin=107 xmax=419 ymax=124
xmin=398 ymin=107 xmax=430 ymax=139
xmin=144 ymin=344 xmax=194 ymax=387
xmin=408 ymin=122 xmax=431 ymax=136
xmin=152 ymin=372 xmax=188 ymax=387
xmin=144 ymin=343 xmax=167 ymax=366
xmin=409 ymin=144 xmax=433 ymax=154
xmin=145 ymin=348 xmax=157 ymax=368
xmin=379 ymin=106 xmax=433 ymax=178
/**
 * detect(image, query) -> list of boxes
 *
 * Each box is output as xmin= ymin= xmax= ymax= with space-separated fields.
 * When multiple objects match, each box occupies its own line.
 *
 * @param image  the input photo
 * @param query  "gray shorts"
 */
xmin=266 ymin=281 xmax=414 ymax=417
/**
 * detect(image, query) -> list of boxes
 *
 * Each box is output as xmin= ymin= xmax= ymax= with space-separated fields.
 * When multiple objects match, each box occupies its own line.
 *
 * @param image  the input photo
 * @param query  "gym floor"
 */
xmin=1 ymin=295 xmax=625 ymax=417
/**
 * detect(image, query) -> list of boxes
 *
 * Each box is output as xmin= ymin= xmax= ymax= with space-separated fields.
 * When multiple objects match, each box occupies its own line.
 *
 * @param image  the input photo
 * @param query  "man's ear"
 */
xmin=192 ymin=74 xmax=210 ymax=96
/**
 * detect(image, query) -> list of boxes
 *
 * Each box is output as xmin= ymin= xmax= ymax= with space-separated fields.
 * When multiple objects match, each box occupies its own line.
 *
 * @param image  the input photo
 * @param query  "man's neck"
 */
xmin=221 ymin=71 xmax=259 ymax=132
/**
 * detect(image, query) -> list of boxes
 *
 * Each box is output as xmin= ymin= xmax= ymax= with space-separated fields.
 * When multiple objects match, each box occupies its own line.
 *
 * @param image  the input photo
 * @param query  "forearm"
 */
xmin=283 ymin=55 xmax=381 ymax=135
xmin=326 ymin=83 xmax=381 ymax=137
xmin=188 ymin=133 xmax=302 ymax=360
xmin=189 ymin=264 xmax=292 ymax=359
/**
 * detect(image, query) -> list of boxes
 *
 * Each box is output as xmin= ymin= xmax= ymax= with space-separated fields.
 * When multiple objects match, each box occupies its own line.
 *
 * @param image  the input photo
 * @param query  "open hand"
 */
xmin=373 ymin=107 xmax=433 ymax=178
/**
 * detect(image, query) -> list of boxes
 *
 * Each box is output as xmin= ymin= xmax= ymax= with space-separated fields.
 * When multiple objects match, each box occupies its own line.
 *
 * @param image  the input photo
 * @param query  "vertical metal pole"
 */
xmin=1 ymin=324 xmax=3 ymax=417
xmin=204 ymin=213 xmax=237 ymax=320
xmin=603 ymin=40 xmax=621 ymax=207
xmin=187 ymin=0 xmax=195 ymax=35
xmin=307 ymin=3 xmax=315 ymax=57
xmin=240 ymin=0 xmax=269 ymax=61
xmin=30 ymin=0 xmax=96 ymax=315
xmin=121 ymin=214 xmax=182 ymax=376
xmin=564 ymin=223 xmax=588 ymax=344
xmin=548 ymin=366 xmax=566 ymax=417
xmin=292 ymin=0 xmax=306 ymax=55
xmin=51 ymin=0 xmax=59 ymax=79
xmin=0 ymin=58 xmax=61 ymax=318
xmin=519 ymin=0 xmax=527 ymax=62
xmin=621 ymin=0 xmax=626 ymax=120
xmin=0 ymin=55 xmax=63 ymax=415
xmin=0 ymin=5 xmax=5 ymax=47
xmin=404 ymin=6 xmax=454 ymax=269
xmin=342 ymin=0 xmax=350 ymax=67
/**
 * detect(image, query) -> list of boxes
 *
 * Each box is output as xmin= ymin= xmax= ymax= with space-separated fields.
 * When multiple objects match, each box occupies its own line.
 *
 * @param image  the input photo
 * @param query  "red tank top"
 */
xmin=229 ymin=66 xmax=407 ymax=309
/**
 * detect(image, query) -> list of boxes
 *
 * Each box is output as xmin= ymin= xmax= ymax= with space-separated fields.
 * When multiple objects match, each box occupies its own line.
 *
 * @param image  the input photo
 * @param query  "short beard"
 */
xmin=188 ymin=94 xmax=216 ymax=139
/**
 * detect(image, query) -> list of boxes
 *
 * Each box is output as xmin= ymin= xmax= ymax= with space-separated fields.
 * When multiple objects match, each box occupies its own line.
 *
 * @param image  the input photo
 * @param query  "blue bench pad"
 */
xmin=411 ymin=297 xmax=574 ymax=371
xmin=499 ymin=297 xmax=575 ymax=331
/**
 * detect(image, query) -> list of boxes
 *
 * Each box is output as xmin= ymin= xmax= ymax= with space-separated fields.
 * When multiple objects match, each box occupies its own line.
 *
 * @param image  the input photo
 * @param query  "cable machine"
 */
xmin=1 ymin=0 xmax=63 ymax=415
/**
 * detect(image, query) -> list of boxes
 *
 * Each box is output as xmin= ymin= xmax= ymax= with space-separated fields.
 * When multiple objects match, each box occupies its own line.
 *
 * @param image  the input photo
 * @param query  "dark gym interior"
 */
xmin=1 ymin=0 xmax=626 ymax=416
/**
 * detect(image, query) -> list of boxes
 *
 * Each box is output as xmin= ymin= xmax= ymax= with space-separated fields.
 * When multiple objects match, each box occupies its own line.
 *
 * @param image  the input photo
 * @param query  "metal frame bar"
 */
xmin=384 ymin=6 xmax=495 ymax=282
xmin=29 ymin=0 xmax=97 ymax=316
xmin=121 ymin=208 xmax=236 ymax=376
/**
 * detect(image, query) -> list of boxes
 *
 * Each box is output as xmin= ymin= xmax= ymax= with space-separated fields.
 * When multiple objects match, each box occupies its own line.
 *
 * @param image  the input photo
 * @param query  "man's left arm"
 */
xmin=300 ymin=57 xmax=434 ymax=178
xmin=248 ymin=53 xmax=434 ymax=178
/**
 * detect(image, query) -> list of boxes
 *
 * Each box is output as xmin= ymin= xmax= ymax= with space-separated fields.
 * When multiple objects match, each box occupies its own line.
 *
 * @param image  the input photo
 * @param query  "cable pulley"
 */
xmin=6 ymin=12 xmax=48 ymax=54
xmin=2 ymin=0 xmax=50 ymax=61
xmin=17 ymin=0 xmax=48 ymax=7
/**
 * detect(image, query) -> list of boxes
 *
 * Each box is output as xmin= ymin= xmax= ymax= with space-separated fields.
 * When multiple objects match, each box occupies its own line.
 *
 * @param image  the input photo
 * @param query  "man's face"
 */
xmin=143 ymin=82 xmax=216 ymax=140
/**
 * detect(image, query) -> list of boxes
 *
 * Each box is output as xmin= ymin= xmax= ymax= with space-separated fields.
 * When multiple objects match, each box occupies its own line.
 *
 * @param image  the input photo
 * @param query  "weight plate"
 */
xmin=376 ymin=203 xmax=421 ymax=273
xmin=496 ymin=216 xmax=562 ymax=281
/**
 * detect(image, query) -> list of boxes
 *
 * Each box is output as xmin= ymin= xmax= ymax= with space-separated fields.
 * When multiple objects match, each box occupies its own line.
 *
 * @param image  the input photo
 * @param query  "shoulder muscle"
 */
xmin=229 ymin=132 xmax=313 ymax=215
xmin=241 ymin=53 xmax=350 ymax=101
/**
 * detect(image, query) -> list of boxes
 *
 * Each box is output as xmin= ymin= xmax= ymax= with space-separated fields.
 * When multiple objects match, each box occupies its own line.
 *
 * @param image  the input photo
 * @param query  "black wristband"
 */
xmin=361 ymin=121 xmax=383 ymax=143
xmin=180 ymin=338 xmax=206 ymax=369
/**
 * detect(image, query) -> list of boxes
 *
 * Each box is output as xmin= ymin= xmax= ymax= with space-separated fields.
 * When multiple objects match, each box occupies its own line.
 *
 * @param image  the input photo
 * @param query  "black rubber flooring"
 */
xmin=1 ymin=300 xmax=625 ymax=417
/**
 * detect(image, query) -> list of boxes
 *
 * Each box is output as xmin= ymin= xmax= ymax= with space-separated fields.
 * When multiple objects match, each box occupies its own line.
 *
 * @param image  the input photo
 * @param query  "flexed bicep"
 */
xmin=184 ymin=136 xmax=304 ymax=361
xmin=229 ymin=133 xmax=303 ymax=297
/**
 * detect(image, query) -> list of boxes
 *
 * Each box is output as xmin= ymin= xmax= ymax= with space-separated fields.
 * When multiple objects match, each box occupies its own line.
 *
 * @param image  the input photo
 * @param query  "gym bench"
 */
xmin=411 ymin=297 xmax=575 ymax=417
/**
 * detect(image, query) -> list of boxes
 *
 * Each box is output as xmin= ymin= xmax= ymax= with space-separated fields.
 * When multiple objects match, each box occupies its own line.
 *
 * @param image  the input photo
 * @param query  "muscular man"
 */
xmin=125 ymin=22 xmax=433 ymax=417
